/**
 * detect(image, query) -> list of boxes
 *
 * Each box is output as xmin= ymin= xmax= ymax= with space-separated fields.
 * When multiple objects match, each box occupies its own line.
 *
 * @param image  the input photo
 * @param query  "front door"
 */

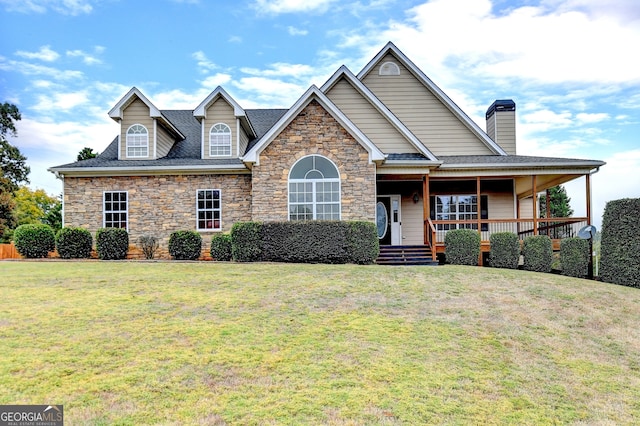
xmin=376 ymin=195 xmax=402 ymax=245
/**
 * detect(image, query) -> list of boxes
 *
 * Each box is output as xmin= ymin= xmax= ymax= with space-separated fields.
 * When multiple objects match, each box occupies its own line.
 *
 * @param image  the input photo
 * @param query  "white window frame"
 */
xmin=126 ymin=124 xmax=149 ymax=158
xmin=209 ymin=123 xmax=232 ymax=157
xmin=103 ymin=191 xmax=128 ymax=229
xmin=196 ymin=189 xmax=222 ymax=231
xmin=288 ymin=155 xmax=341 ymax=221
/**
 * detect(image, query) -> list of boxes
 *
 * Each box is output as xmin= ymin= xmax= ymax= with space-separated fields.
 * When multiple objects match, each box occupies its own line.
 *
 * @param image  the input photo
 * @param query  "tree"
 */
xmin=539 ymin=185 xmax=574 ymax=239
xmin=13 ymin=186 xmax=61 ymax=228
xmin=1 ymin=103 xmax=30 ymax=193
xmin=539 ymin=185 xmax=573 ymax=218
xmin=0 ymin=102 xmax=29 ymax=240
xmin=77 ymin=147 xmax=98 ymax=161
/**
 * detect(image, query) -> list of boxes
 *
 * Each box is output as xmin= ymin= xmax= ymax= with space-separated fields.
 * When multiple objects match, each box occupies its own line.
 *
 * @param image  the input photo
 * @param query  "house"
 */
xmin=49 ymin=42 xmax=605 ymax=262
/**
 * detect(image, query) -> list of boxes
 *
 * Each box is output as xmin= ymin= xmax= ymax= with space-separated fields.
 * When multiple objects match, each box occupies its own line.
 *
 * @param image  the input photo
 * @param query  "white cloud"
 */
xmin=0 ymin=0 xmax=94 ymax=15
xmin=0 ymin=57 xmax=84 ymax=80
xmin=32 ymin=91 xmax=89 ymax=112
xmin=575 ymin=112 xmax=609 ymax=124
xmin=287 ymin=26 xmax=309 ymax=36
xmin=253 ymin=0 xmax=337 ymax=14
xmin=240 ymin=62 xmax=315 ymax=79
xmin=66 ymin=48 xmax=103 ymax=65
xmin=192 ymin=51 xmax=218 ymax=74
xmin=200 ymin=73 xmax=233 ymax=89
xmin=15 ymin=45 xmax=60 ymax=62
xmin=232 ymin=77 xmax=307 ymax=108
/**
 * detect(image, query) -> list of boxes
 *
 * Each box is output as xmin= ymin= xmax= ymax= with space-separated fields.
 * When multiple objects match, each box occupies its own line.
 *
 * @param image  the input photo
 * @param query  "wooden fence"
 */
xmin=0 ymin=243 xmax=21 ymax=259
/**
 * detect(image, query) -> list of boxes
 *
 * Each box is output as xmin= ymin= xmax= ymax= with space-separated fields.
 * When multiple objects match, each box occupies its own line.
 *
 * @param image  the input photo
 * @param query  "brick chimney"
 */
xmin=486 ymin=100 xmax=516 ymax=155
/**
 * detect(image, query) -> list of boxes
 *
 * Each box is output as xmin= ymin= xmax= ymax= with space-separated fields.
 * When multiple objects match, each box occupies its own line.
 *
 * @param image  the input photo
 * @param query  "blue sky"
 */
xmin=1 ymin=0 xmax=639 ymax=229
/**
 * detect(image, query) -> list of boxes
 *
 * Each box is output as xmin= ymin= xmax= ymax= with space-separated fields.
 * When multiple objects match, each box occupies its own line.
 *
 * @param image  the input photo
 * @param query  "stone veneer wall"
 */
xmin=251 ymin=100 xmax=377 ymax=222
xmin=63 ymin=174 xmax=252 ymax=259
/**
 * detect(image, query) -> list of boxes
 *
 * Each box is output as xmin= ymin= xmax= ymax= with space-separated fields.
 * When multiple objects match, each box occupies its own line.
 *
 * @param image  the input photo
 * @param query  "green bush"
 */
xmin=489 ymin=232 xmax=520 ymax=269
xmin=560 ymin=238 xmax=589 ymax=278
xmin=444 ymin=229 xmax=480 ymax=266
xmin=599 ymin=198 xmax=640 ymax=287
xmin=347 ymin=221 xmax=379 ymax=264
xmin=168 ymin=230 xmax=202 ymax=260
xmin=96 ymin=228 xmax=129 ymax=260
xmin=261 ymin=221 xmax=350 ymax=264
xmin=56 ymin=227 xmax=92 ymax=259
xmin=231 ymin=222 xmax=263 ymax=262
xmin=210 ymin=233 xmax=232 ymax=261
xmin=13 ymin=223 xmax=55 ymax=258
xmin=522 ymin=235 xmax=552 ymax=273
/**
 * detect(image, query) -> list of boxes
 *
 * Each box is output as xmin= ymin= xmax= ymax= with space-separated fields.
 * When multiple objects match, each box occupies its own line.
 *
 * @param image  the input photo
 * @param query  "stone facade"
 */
xmin=63 ymin=174 xmax=252 ymax=259
xmin=251 ymin=100 xmax=377 ymax=222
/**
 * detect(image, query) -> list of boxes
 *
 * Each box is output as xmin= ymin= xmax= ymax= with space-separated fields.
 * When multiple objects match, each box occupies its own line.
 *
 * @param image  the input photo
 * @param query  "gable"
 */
xmin=361 ymin=51 xmax=496 ymax=156
xmin=325 ymin=78 xmax=419 ymax=155
xmin=120 ymin=98 xmax=154 ymax=160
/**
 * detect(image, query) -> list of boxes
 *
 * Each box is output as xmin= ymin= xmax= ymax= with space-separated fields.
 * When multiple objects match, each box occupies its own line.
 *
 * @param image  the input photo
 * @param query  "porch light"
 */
xmin=413 ymin=193 xmax=420 ymax=204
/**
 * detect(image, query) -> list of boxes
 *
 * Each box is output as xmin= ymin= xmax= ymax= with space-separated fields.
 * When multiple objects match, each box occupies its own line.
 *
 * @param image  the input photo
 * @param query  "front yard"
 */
xmin=1 ymin=261 xmax=639 ymax=424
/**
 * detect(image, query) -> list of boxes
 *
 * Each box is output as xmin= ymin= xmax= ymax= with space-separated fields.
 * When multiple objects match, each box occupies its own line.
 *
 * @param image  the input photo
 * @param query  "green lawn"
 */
xmin=1 ymin=261 xmax=639 ymax=425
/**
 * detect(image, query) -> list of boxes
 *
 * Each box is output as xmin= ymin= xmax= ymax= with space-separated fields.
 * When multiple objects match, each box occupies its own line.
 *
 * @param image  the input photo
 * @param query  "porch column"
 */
xmin=546 ymin=189 xmax=551 ymax=218
xmin=423 ymin=174 xmax=430 ymax=245
xmin=477 ymin=176 xmax=483 ymax=266
xmin=532 ymin=175 xmax=538 ymax=235
xmin=586 ymin=173 xmax=592 ymax=225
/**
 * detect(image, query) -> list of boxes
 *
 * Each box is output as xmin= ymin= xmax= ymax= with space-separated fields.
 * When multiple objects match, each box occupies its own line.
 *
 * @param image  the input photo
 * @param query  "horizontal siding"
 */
xmin=121 ymin=98 xmax=153 ymax=160
xmin=401 ymin=196 xmax=423 ymax=245
xmin=495 ymin=111 xmax=516 ymax=154
xmin=156 ymin=122 xmax=175 ymax=158
xmin=204 ymin=99 xmax=235 ymax=158
xmin=239 ymin=125 xmax=250 ymax=156
xmin=326 ymin=79 xmax=418 ymax=154
xmin=362 ymin=53 xmax=494 ymax=156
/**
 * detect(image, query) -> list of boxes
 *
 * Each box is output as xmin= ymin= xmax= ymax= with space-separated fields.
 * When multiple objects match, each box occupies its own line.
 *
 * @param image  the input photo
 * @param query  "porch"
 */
xmin=376 ymin=169 xmax=597 ymax=266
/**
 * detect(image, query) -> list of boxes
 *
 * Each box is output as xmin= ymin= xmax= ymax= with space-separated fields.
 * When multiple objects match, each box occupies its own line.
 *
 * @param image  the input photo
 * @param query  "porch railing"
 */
xmin=425 ymin=217 xmax=588 ymax=255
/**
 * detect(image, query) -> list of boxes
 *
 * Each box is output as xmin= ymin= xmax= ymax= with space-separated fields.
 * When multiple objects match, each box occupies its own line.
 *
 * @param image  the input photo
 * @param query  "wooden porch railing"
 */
xmin=425 ymin=217 xmax=589 ymax=260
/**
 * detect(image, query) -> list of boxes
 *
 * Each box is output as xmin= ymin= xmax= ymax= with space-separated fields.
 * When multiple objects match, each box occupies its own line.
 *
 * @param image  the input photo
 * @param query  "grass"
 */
xmin=1 ymin=261 xmax=639 ymax=425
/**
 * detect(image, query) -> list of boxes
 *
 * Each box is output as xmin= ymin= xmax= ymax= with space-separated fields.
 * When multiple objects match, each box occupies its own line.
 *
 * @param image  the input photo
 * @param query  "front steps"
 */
xmin=376 ymin=245 xmax=439 ymax=266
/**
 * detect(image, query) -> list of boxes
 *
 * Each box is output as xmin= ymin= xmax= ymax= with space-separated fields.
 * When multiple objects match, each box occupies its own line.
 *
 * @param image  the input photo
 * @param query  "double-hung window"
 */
xmin=197 ymin=189 xmax=221 ymax=231
xmin=104 ymin=191 xmax=128 ymax=229
xmin=288 ymin=155 xmax=340 ymax=220
xmin=209 ymin=123 xmax=231 ymax=156
xmin=126 ymin=124 xmax=148 ymax=157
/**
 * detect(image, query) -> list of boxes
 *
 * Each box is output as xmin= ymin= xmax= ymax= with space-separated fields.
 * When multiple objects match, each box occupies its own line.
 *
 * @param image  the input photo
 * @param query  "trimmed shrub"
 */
xmin=210 ymin=233 xmax=232 ymax=261
xmin=96 ymin=228 xmax=129 ymax=260
xmin=231 ymin=222 xmax=263 ymax=262
xmin=168 ymin=230 xmax=202 ymax=260
xmin=56 ymin=227 xmax=92 ymax=259
xmin=600 ymin=198 xmax=640 ymax=287
xmin=522 ymin=235 xmax=552 ymax=273
xmin=489 ymin=232 xmax=519 ymax=269
xmin=13 ymin=223 xmax=55 ymax=258
xmin=560 ymin=237 xmax=589 ymax=278
xmin=138 ymin=235 xmax=160 ymax=260
xmin=444 ymin=229 xmax=480 ymax=266
xmin=261 ymin=221 xmax=349 ymax=264
xmin=347 ymin=221 xmax=379 ymax=264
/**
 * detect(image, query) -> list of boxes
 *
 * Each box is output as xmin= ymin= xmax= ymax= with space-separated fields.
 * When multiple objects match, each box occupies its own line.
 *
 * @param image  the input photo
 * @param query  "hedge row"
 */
xmin=599 ymin=198 xmax=640 ymax=288
xmin=229 ymin=221 xmax=379 ymax=264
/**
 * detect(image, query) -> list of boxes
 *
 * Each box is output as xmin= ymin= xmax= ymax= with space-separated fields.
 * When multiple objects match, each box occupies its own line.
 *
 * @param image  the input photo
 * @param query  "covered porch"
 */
xmin=376 ymin=168 xmax=597 ymax=265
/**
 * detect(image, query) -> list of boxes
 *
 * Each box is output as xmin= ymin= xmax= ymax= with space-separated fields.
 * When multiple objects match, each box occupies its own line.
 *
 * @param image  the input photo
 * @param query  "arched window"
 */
xmin=288 ymin=155 xmax=340 ymax=220
xmin=210 ymin=123 xmax=231 ymax=156
xmin=126 ymin=124 xmax=148 ymax=157
xmin=379 ymin=61 xmax=400 ymax=76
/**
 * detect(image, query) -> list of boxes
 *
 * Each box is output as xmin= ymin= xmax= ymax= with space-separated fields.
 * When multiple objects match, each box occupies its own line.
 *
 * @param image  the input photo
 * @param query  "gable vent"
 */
xmin=379 ymin=61 xmax=400 ymax=76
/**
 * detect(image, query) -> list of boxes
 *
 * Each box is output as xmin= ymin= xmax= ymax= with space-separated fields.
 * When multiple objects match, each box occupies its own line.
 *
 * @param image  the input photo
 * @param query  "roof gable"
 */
xmin=358 ymin=42 xmax=507 ymax=156
xmin=194 ymin=86 xmax=257 ymax=138
xmin=322 ymin=65 xmax=439 ymax=163
xmin=108 ymin=87 xmax=185 ymax=140
xmin=242 ymin=85 xmax=385 ymax=165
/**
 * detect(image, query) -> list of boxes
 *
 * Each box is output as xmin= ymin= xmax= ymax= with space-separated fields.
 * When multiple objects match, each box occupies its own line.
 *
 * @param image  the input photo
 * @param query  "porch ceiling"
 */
xmin=515 ymin=173 xmax=583 ymax=198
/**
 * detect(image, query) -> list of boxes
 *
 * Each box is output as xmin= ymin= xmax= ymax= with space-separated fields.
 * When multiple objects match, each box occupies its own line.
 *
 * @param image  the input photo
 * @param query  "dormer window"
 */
xmin=210 ymin=123 xmax=231 ymax=156
xmin=126 ymin=124 xmax=149 ymax=157
xmin=379 ymin=61 xmax=400 ymax=76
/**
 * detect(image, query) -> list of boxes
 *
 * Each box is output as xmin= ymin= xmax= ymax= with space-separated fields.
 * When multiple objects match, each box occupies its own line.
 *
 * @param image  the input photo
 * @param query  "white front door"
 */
xmin=390 ymin=194 xmax=402 ymax=245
